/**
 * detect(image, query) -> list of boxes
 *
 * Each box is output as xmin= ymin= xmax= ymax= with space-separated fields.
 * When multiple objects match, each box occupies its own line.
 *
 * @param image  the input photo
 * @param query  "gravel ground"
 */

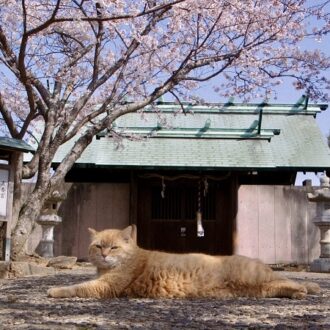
xmin=0 ymin=265 xmax=329 ymax=329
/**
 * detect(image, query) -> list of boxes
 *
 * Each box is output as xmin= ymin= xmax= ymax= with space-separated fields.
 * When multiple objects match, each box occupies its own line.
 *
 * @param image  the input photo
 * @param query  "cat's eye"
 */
xmin=95 ymin=244 xmax=102 ymax=249
xmin=111 ymin=246 xmax=119 ymax=250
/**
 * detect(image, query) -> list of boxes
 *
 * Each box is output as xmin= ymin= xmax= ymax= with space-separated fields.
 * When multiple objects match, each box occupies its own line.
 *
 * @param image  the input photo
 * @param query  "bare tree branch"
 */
xmin=0 ymin=93 xmax=20 ymax=137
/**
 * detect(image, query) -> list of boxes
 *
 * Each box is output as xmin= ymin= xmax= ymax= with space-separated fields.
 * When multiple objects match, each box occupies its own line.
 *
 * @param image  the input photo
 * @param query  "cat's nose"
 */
xmin=101 ymin=249 xmax=108 ymax=258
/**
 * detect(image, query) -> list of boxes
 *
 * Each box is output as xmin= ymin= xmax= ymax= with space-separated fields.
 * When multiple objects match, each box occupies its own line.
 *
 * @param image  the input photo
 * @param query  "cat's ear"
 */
xmin=121 ymin=225 xmax=137 ymax=243
xmin=88 ymin=228 xmax=98 ymax=237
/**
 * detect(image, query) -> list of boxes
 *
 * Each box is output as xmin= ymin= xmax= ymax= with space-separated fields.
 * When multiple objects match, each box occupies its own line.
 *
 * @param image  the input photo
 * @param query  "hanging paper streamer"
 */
xmin=197 ymin=179 xmax=204 ymax=237
xmin=196 ymin=210 xmax=204 ymax=237
xmin=161 ymin=176 xmax=166 ymax=198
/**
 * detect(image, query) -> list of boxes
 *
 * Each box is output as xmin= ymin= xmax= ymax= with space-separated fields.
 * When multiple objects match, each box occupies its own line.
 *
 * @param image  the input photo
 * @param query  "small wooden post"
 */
xmin=0 ymin=137 xmax=34 ymax=261
xmin=0 ymin=163 xmax=12 ymax=261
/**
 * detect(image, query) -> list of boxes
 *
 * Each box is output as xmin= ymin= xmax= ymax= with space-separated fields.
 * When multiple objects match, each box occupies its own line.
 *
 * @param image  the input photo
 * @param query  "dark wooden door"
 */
xmin=137 ymin=178 xmax=234 ymax=255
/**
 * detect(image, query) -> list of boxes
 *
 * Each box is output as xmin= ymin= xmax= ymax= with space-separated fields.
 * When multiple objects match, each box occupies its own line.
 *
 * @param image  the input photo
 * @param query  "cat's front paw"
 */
xmin=47 ymin=286 xmax=76 ymax=298
xmin=291 ymin=291 xmax=307 ymax=299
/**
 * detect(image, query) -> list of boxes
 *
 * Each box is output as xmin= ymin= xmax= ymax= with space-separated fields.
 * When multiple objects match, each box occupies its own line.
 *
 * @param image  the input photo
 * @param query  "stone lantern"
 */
xmin=36 ymin=190 xmax=66 ymax=258
xmin=307 ymin=174 xmax=330 ymax=272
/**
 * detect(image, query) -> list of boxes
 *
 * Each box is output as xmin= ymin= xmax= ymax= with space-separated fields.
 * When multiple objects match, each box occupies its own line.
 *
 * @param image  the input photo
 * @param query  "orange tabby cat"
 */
xmin=47 ymin=225 xmax=320 ymax=299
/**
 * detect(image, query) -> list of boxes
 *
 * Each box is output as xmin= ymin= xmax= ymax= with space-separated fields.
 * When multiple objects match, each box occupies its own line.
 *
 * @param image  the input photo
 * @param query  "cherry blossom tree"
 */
xmin=0 ymin=0 xmax=329 ymax=258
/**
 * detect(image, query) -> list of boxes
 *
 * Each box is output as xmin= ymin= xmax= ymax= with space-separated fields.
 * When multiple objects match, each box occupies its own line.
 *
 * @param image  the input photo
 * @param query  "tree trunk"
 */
xmin=11 ymin=152 xmax=24 ymax=219
xmin=10 ymin=123 xmax=94 ymax=259
xmin=11 ymin=187 xmax=47 ymax=260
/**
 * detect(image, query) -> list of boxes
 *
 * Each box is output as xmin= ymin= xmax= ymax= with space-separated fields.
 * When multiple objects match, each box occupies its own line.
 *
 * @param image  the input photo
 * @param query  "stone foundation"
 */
xmin=310 ymin=258 xmax=330 ymax=273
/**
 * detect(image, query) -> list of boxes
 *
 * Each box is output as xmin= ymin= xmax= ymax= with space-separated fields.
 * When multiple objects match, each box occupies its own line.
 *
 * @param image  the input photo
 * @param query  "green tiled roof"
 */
xmin=0 ymin=137 xmax=35 ymax=153
xmin=53 ymin=102 xmax=330 ymax=171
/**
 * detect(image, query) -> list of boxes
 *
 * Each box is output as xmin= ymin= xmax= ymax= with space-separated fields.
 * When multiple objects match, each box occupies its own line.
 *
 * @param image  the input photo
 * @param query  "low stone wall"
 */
xmin=0 ymin=256 xmax=77 ymax=279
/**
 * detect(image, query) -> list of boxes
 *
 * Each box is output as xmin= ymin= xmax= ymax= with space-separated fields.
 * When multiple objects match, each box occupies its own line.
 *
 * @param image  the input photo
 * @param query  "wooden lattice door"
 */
xmin=137 ymin=179 xmax=234 ymax=255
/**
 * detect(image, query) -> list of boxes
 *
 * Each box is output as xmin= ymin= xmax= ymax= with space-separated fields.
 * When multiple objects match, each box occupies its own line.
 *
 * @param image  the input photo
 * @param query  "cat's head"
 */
xmin=88 ymin=225 xmax=137 ymax=269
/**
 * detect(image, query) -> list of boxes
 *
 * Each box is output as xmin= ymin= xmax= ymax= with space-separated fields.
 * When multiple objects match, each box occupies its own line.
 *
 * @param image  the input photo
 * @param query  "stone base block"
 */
xmin=0 ymin=261 xmax=10 ymax=279
xmin=310 ymin=258 xmax=330 ymax=273
xmin=46 ymin=256 xmax=77 ymax=269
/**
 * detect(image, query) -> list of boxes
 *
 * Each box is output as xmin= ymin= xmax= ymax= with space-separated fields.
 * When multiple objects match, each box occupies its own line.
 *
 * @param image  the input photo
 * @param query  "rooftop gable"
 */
xmin=53 ymin=101 xmax=330 ymax=171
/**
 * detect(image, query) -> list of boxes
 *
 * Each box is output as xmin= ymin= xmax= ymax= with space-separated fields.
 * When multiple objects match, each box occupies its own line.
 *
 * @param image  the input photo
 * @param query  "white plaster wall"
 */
xmin=236 ymin=185 xmax=320 ymax=264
